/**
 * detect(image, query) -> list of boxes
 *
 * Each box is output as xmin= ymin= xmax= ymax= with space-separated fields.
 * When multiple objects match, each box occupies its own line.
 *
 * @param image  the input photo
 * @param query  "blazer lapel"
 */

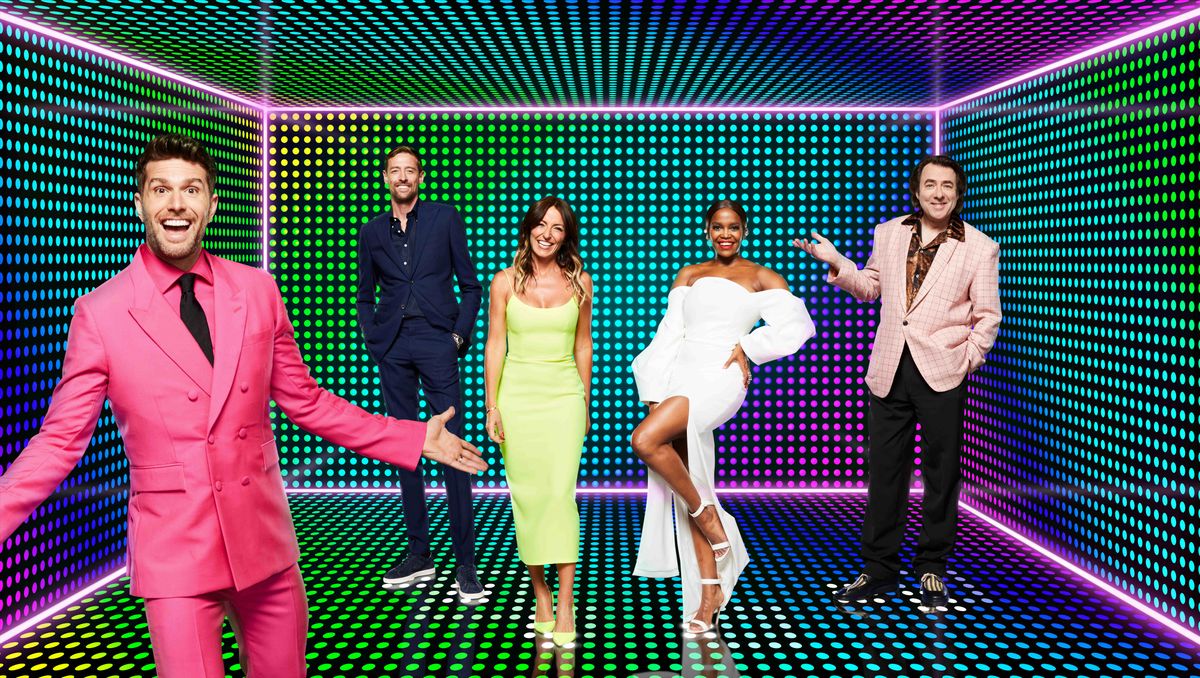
xmin=910 ymin=237 xmax=960 ymax=311
xmin=207 ymin=260 xmax=247 ymax=430
xmin=127 ymin=256 xmax=214 ymax=394
xmin=891 ymin=225 xmax=911 ymax=314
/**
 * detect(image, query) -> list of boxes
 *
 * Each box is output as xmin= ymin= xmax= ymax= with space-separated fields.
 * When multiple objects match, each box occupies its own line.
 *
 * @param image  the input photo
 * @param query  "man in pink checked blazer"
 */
xmin=0 ymin=135 xmax=487 ymax=678
xmin=795 ymin=155 xmax=1001 ymax=609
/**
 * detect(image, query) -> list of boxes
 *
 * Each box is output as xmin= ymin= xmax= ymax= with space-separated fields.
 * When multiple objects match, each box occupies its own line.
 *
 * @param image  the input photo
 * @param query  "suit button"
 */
xmin=207 ymin=435 xmax=216 ymax=444
xmin=187 ymin=390 xmax=198 ymax=401
xmin=241 ymin=476 xmax=251 ymax=486
xmin=902 ymin=321 xmax=909 ymax=326
xmin=238 ymin=428 xmax=248 ymax=439
xmin=240 ymin=383 xmax=249 ymax=393
xmin=214 ymin=481 xmax=224 ymax=492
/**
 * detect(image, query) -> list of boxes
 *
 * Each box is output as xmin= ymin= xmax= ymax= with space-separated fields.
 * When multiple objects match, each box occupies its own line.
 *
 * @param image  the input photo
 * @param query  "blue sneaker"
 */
xmin=453 ymin=564 xmax=487 ymax=601
xmin=382 ymin=550 xmax=435 ymax=585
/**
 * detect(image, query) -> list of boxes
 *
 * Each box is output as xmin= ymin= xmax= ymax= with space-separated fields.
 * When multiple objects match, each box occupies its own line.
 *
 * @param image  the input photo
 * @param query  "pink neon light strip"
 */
xmin=284 ymin=486 xmax=873 ymax=495
xmin=0 ymin=11 xmax=264 ymax=111
xmin=0 ymin=567 xmax=127 ymax=644
xmin=261 ymin=109 xmax=270 ymax=271
xmin=938 ymin=6 xmax=1200 ymax=111
xmin=268 ymin=106 xmax=936 ymax=115
xmin=962 ymin=502 xmax=1200 ymax=648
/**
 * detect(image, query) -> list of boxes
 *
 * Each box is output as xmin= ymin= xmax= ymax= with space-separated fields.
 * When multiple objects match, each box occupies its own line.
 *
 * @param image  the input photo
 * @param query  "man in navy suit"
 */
xmin=357 ymin=145 xmax=485 ymax=600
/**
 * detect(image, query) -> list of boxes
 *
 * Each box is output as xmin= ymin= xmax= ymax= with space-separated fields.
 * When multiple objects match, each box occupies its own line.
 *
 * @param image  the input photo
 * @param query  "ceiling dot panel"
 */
xmin=2 ymin=0 xmax=1194 ymax=107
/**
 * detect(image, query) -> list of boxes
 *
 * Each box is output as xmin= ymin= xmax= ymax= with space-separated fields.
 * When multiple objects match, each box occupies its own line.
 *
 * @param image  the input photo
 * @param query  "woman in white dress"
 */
xmin=631 ymin=200 xmax=816 ymax=633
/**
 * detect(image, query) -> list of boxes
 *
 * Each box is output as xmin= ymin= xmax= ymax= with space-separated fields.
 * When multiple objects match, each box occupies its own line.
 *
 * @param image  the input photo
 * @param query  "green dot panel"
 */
xmin=0 ymin=20 xmax=264 ymax=633
xmin=3 ymin=493 xmax=1200 ymax=678
xmin=944 ymin=22 xmax=1200 ymax=634
xmin=267 ymin=112 xmax=932 ymax=489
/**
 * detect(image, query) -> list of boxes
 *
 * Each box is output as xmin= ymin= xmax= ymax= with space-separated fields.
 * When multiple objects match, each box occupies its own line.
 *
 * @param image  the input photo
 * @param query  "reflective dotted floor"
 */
xmin=2 ymin=493 xmax=1199 ymax=678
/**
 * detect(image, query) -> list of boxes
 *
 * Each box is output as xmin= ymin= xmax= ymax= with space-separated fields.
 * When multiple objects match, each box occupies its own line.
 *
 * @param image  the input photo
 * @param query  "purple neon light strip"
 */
xmin=0 ymin=11 xmax=264 ymax=111
xmin=933 ymin=109 xmax=941 ymax=156
xmin=268 ymin=106 xmax=936 ymax=115
xmin=0 ymin=567 xmax=127 ymax=643
xmin=961 ymin=501 xmax=1200 ymax=648
xmin=938 ymin=6 xmax=1200 ymax=111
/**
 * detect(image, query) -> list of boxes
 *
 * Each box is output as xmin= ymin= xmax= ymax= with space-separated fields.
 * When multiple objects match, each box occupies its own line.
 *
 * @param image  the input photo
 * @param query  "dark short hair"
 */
xmin=909 ymin=155 xmax=967 ymax=214
xmin=384 ymin=145 xmax=423 ymax=173
xmin=136 ymin=134 xmax=216 ymax=192
xmin=703 ymin=199 xmax=748 ymax=232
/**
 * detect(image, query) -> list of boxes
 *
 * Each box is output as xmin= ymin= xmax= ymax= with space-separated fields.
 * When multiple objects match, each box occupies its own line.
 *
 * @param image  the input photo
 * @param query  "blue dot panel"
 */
xmin=267 ymin=112 xmax=933 ymax=489
xmin=0 ymin=21 xmax=263 ymax=632
xmin=945 ymin=22 xmax=1199 ymax=634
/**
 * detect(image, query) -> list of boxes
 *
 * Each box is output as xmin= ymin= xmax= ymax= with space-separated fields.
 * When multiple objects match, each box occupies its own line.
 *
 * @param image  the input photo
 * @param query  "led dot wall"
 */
xmin=945 ymin=22 xmax=1199 ymax=632
xmin=0 ymin=21 xmax=263 ymax=632
xmin=268 ymin=111 xmax=932 ymax=488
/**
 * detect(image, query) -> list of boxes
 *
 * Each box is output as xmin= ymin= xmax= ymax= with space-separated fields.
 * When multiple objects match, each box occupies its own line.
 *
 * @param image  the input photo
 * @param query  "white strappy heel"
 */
xmin=688 ymin=501 xmax=731 ymax=563
xmin=683 ymin=578 xmax=725 ymax=634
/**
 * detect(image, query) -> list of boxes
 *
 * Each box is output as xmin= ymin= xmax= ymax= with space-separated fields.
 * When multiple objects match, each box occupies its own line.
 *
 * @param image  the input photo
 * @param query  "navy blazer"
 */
xmin=356 ymin=201 xmax=483 ymax=359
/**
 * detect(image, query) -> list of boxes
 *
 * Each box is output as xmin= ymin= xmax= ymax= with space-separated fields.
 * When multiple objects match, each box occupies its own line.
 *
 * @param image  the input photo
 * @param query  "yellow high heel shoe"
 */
xmin=552 ymin=605 xmax=576 ymax=646
xmin=533 ymin=618 xmax=555 ymax=636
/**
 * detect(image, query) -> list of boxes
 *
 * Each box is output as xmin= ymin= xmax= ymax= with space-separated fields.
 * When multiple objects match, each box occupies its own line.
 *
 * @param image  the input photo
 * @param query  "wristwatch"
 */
xmin=451 ymin=333 xmax=464 ymax=348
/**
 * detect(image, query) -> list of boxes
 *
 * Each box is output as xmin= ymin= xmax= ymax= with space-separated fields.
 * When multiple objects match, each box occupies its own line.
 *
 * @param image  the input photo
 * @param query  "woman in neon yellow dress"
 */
xmin=484 ymin=196 xmax=593 ymax=647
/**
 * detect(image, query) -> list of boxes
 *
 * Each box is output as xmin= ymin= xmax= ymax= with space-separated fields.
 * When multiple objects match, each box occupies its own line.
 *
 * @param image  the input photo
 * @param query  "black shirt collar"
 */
xmin=389 ymin=200 xmax=421 ymax=230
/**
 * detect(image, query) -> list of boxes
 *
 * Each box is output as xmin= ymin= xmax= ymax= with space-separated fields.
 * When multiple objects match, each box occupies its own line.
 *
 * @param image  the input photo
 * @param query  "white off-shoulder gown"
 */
xmin=631 ymin=276 xmax=816 ymax=622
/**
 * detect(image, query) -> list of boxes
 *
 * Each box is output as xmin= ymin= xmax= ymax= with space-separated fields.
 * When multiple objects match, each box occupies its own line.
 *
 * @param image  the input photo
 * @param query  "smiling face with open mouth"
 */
xmin=706 ymin=207 xmax=746 ymax=259
xmin=529 ymin=206 xmax=566 ymax=262
xmin=134 ymin=158 xmax=218 ymax=270
xmin=384 ymin=151 xmax=424 ymax=206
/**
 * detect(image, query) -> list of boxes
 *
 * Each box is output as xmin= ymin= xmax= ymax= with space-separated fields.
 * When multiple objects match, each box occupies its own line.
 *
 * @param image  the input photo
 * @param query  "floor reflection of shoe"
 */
xmin=832 ymin=573 xmax=897 ymax=603
xmin=919 ymin=573 xmax=950 ymax=608
xmin=453 ymin=564 xmax=488 ymax=601
xmin=382 ymin=550 xmax=436 ymax=585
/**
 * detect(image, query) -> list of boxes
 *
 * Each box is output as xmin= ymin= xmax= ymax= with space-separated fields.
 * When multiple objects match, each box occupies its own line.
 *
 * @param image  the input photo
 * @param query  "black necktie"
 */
xmin=178 ymin=273 xmax=214 ymax=364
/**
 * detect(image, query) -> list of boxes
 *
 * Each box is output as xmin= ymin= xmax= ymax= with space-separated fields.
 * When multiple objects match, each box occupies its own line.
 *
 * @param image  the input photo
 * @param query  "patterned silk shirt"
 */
xmin=902 ymin=212 xmax=965 ymax=309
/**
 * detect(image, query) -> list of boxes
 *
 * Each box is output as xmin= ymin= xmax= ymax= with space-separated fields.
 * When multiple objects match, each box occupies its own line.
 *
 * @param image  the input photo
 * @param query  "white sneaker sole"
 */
xmin=453 ymin=582 xmax=489 ymax=601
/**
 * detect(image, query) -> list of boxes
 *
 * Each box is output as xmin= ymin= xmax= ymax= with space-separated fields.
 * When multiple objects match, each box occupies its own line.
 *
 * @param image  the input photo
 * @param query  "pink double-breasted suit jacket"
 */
xmin=828 ymin=215 xmax=1002 ymax=396
xmin=0 ymin=247 xmax=424 ymax=598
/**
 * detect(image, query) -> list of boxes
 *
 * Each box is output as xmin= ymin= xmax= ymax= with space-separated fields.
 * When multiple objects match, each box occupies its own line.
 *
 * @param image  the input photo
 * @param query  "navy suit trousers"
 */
xmin=377 ymin=317 xmax=474 ymax=566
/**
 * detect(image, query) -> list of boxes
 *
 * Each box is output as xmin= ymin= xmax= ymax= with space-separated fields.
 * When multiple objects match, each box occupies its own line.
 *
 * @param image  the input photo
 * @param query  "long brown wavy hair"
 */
xmin=511 ymin=196 xmax=588 ymax=302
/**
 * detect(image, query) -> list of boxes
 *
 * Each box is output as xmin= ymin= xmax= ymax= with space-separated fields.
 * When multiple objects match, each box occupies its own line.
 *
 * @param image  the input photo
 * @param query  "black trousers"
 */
xmin=861 ymin=345 xmax=967 ymax=579
xmin=378 ymin=317 xmax=475 ymax=567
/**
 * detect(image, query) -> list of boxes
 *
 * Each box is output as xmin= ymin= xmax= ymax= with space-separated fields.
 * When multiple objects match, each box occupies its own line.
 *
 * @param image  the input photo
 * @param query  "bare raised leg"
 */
xmin=631 ymin=396 xmax=731 ymax=558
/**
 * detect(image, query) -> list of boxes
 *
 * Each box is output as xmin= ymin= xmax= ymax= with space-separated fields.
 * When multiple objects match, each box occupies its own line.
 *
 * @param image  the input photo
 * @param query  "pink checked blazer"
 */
xmin=0 ymin=247 xmax=425 ymax=598
xmin=829 ymin=215 xmax=1001 ymax=396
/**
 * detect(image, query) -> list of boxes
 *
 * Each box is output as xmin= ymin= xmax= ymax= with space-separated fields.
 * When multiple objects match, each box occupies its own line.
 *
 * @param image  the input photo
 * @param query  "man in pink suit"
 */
xmin=0 ymin=134 xmax=488 ymax=677
xmin=794 ymin=155 xmax=1001 ymax=609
